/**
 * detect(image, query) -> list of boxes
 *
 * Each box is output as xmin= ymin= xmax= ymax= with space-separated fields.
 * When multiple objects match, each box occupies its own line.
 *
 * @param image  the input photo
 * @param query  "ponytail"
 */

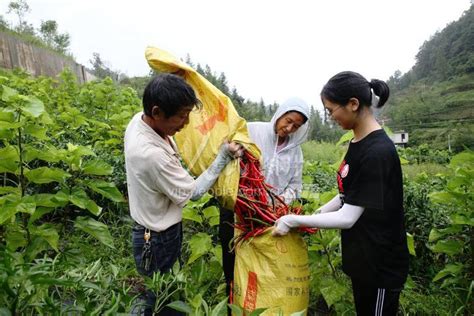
xmin=369 ymin=79 xmax=390 ymax=108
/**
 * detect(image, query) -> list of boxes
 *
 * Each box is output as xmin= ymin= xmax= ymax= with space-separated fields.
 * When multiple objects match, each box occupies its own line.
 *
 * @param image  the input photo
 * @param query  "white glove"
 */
xmin=273 ymin=215 xmax=299 ymax=236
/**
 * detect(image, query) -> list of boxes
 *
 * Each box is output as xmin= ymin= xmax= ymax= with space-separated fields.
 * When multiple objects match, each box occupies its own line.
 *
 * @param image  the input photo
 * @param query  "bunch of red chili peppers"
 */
xmin=233 ymin=150 xmax=316 ymax=244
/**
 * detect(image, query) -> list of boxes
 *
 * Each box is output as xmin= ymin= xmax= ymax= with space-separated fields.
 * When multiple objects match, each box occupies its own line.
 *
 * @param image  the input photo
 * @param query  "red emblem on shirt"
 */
xmin=337 ymin=160 xmax=346 ymax=193
xmin=340 ymin=164 xmax=349 ymax=178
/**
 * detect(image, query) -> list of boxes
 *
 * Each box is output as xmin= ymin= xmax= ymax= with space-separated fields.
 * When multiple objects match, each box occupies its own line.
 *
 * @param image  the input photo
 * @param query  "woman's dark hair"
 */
xmin=142 ymin=73 xmax=201 ymax=118
xmin=285 ymin=110 xmax=308 ymax=124
xmin=320 ymin=71 xmax=390 ymax=108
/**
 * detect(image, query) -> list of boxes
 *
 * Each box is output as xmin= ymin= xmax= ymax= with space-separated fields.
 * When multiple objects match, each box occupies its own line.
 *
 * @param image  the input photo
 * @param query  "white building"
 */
xmin=390 ymin=131 xmax=409 ymax=146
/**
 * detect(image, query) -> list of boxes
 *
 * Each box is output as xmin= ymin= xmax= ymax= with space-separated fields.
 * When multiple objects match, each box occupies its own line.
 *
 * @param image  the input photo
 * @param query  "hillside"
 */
xmin=382 ymin=5 xmax=474 ymax=151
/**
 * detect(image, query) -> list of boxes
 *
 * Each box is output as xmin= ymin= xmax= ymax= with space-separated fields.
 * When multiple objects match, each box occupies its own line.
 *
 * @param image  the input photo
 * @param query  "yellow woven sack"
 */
xmin=233 ymin=230 xmax=310 ymax=315
xmin=145 ymin=46 xmax=260 ymax=210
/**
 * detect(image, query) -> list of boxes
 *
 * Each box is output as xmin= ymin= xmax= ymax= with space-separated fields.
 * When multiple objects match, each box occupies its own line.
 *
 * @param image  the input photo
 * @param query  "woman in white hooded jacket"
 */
xmin=219 ymin=97 xmax=310 ymax=311
xmin=248 ymin=97 xmax=311 ymax=203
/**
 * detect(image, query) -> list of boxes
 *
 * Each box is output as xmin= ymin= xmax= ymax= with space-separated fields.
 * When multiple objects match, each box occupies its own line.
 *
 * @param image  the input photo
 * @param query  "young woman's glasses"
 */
xmin=324 ymin=105 xmax=342 ymax=117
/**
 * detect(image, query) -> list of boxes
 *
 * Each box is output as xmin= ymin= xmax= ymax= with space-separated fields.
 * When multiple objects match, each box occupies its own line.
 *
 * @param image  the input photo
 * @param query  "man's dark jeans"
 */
xmin=132 ymin=222 xmax=184 ymax=316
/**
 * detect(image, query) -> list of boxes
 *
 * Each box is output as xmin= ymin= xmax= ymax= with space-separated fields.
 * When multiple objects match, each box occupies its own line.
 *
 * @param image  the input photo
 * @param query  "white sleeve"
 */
xmin=273 ymin=203 xmax=364 ymax=235
xmin=317 ymin=194 xmax=343 ymax=213
xmin=190 ymin=144 xmax=233 ymax=201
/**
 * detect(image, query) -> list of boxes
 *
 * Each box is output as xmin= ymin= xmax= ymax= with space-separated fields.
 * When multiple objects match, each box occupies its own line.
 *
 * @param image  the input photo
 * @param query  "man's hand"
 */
xmin=225 ymin=141 xmax=244 ymax=159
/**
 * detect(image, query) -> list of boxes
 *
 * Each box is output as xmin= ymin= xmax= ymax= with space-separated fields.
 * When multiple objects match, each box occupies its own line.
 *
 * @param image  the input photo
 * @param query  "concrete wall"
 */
xmin=0 ymin=31 xmax=96 ymax=83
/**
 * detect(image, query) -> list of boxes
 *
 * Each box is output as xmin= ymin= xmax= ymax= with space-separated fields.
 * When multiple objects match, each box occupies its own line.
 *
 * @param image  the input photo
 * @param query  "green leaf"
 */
xmin=430 ymin=239 xmax=464 ymax=256
xmin=203 ymin=205 xmax=219 ymax=218
xmin=67 ymin=143 xmax=96 ymax=157
xmin=0 ymin=201 xmax=35 ymax=224
xmin=0 ymin=109 xmax=15 ymax=122
xmin=302 ymin=175 xmax=313 ymax=184
xmin=210 ymin=298 xmax=228 ymax=316
xmin=432 ymin=263 xmax=464 ymax=282
xmin=166 ymin=301 xmax=193 ymax=314
xmin=336 ymin=130 xmax=353 ymax=146
xmin=300 ymin=190 xmax=319 ymax=201
xmin=0 ymin=186 xmax=20 ymax=196
xmin=203 ymin=205 xmax=220 ymax=226
xmin=187 ymin=233 xmax=212 ymax=264
xmin=429 ymin=226 xmax=462 ymax=242
xmin=22 ymin=193 xmax=66 ymax=207
xmin=24 ymin=124 xmax=48 ymax=140
xmin=450 ymin=151 xmax=474 ymax=168
xmin=186 ymin=193 xmax=212 ymax=209
xmin=5 ymin=227 xmax=27 ymax=251
xmin=0 ymin=121 xmax=23 ymax=129
xmin=29 ymin=207 xmax=55 ymax=224
xmin=53 ymin=190 xmax=70 ymax=204
xmin=0 ymin=207 xmax=19 ymax=226
xmin=450 ymin=213 xmax=474 ymax=226
xmin=0 ymin=146 xmax=19 ymax=173
xmin=88 ymin=119 xmax=111 ymax=129
xmin=228 ymin=305 xmax=244 ymax=316
xmin=25 ymin=167 xmax=71 ymax=184
xmin=208 ymin=216 xmax=220 ymax=227
xmin=399 ymin=156 xmax=409 ymax=165
xmin=429 ymin=191 xmax=458 ymax=205
xmin=406 ymin=233 xmax=416 ymax=256
xmin=1 ymin=85 xmax=18 ymax=101
xmin=23 ymin=145 xmax=64 ymax=163
xmin=30 ymin=224 xmax=59 ymax=251
xmin=249 ymin=308 xmax=268 ymax=316
xmin=85 ymin=180 xmax=124 ymax=202
xmin=74 ymin=216 xmax=115 ymax=249
xmin=25 ymin=236 xmax=50 ymax=261
xmin=82 ymin=159 xmax=113 ymax=175
xmin=320 ymin=277 xmax=348 ymax=307
xmin=182 ymin=206 xmax=203 ymax=223
xmin=69 ymin=189 xmax=102 ymax=216
xmin=21 ymin=96 xmax=45 ymax=117
xmin=429 ymin=228 xmax=444 ymax=243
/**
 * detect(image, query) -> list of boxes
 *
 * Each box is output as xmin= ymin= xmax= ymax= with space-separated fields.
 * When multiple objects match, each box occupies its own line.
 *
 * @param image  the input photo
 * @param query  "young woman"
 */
xmin=273 ymin=72 xmax=409 ymax=316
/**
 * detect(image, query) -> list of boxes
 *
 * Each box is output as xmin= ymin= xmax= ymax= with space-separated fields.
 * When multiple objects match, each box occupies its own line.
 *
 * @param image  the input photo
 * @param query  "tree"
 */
xmin=7 ymin=0 xmax=30 ymax=33
xmin=39 ymin=20 xmax=57 ymax=46
xmin=89 ymin=52 xmax=119 ymax=81
xmin=53 ymin=33 xmax=70 ymax=53
xmin=184 ymin=54 xmax=194 ymax=68
xmin=0 ymin=15 xmax=9 ymax=30
xmin=39 ymin=20 xmax=70 ymax=53
xmin=217 ymin=72 xmax=229 ymax=95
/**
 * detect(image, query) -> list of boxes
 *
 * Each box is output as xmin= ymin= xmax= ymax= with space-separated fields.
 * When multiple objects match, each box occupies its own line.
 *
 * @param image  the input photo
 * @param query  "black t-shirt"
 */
xmin=337 ymin=129 xmax=409 ymax=288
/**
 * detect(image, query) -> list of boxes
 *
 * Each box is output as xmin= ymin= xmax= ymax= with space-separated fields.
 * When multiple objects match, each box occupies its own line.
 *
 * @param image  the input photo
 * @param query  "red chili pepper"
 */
xmin=232 ymin=150 xmax=317 ymax=243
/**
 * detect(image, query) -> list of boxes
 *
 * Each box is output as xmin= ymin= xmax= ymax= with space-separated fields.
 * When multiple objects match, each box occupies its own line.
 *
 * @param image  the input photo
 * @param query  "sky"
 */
xmin=1 ymin=0 xmax=472 ymax=111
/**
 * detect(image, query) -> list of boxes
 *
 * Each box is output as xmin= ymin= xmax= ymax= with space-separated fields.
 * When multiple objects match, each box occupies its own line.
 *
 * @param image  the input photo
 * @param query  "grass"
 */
xmin=402 ymin=163 xmax=450 ymax=179
xmin=302 ymin=141 xmax=346 ymax=164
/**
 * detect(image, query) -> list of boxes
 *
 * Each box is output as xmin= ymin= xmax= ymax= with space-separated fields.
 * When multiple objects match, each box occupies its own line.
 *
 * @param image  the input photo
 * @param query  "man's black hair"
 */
xmin=143 ymin=73 xmax=201 ymax=117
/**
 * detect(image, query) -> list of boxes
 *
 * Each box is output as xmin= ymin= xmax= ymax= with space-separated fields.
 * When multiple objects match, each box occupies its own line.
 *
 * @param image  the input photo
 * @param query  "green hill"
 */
xmin=382 ymin=5 xmax=474 ymax=152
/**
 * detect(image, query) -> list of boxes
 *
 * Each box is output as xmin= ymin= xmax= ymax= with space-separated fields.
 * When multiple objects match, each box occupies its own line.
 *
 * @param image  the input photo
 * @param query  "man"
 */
xmin=124 ymin=73 xmax=242 ymax=315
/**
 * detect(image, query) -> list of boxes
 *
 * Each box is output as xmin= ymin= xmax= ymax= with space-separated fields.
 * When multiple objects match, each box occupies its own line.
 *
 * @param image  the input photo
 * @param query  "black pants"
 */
xmin=132 ymin=222 xmax=185 ymax=316
xmin=219 ymin=208 xmax=235 ymax=315
xmin=351 ymin=279 xmax=402 ymax=316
